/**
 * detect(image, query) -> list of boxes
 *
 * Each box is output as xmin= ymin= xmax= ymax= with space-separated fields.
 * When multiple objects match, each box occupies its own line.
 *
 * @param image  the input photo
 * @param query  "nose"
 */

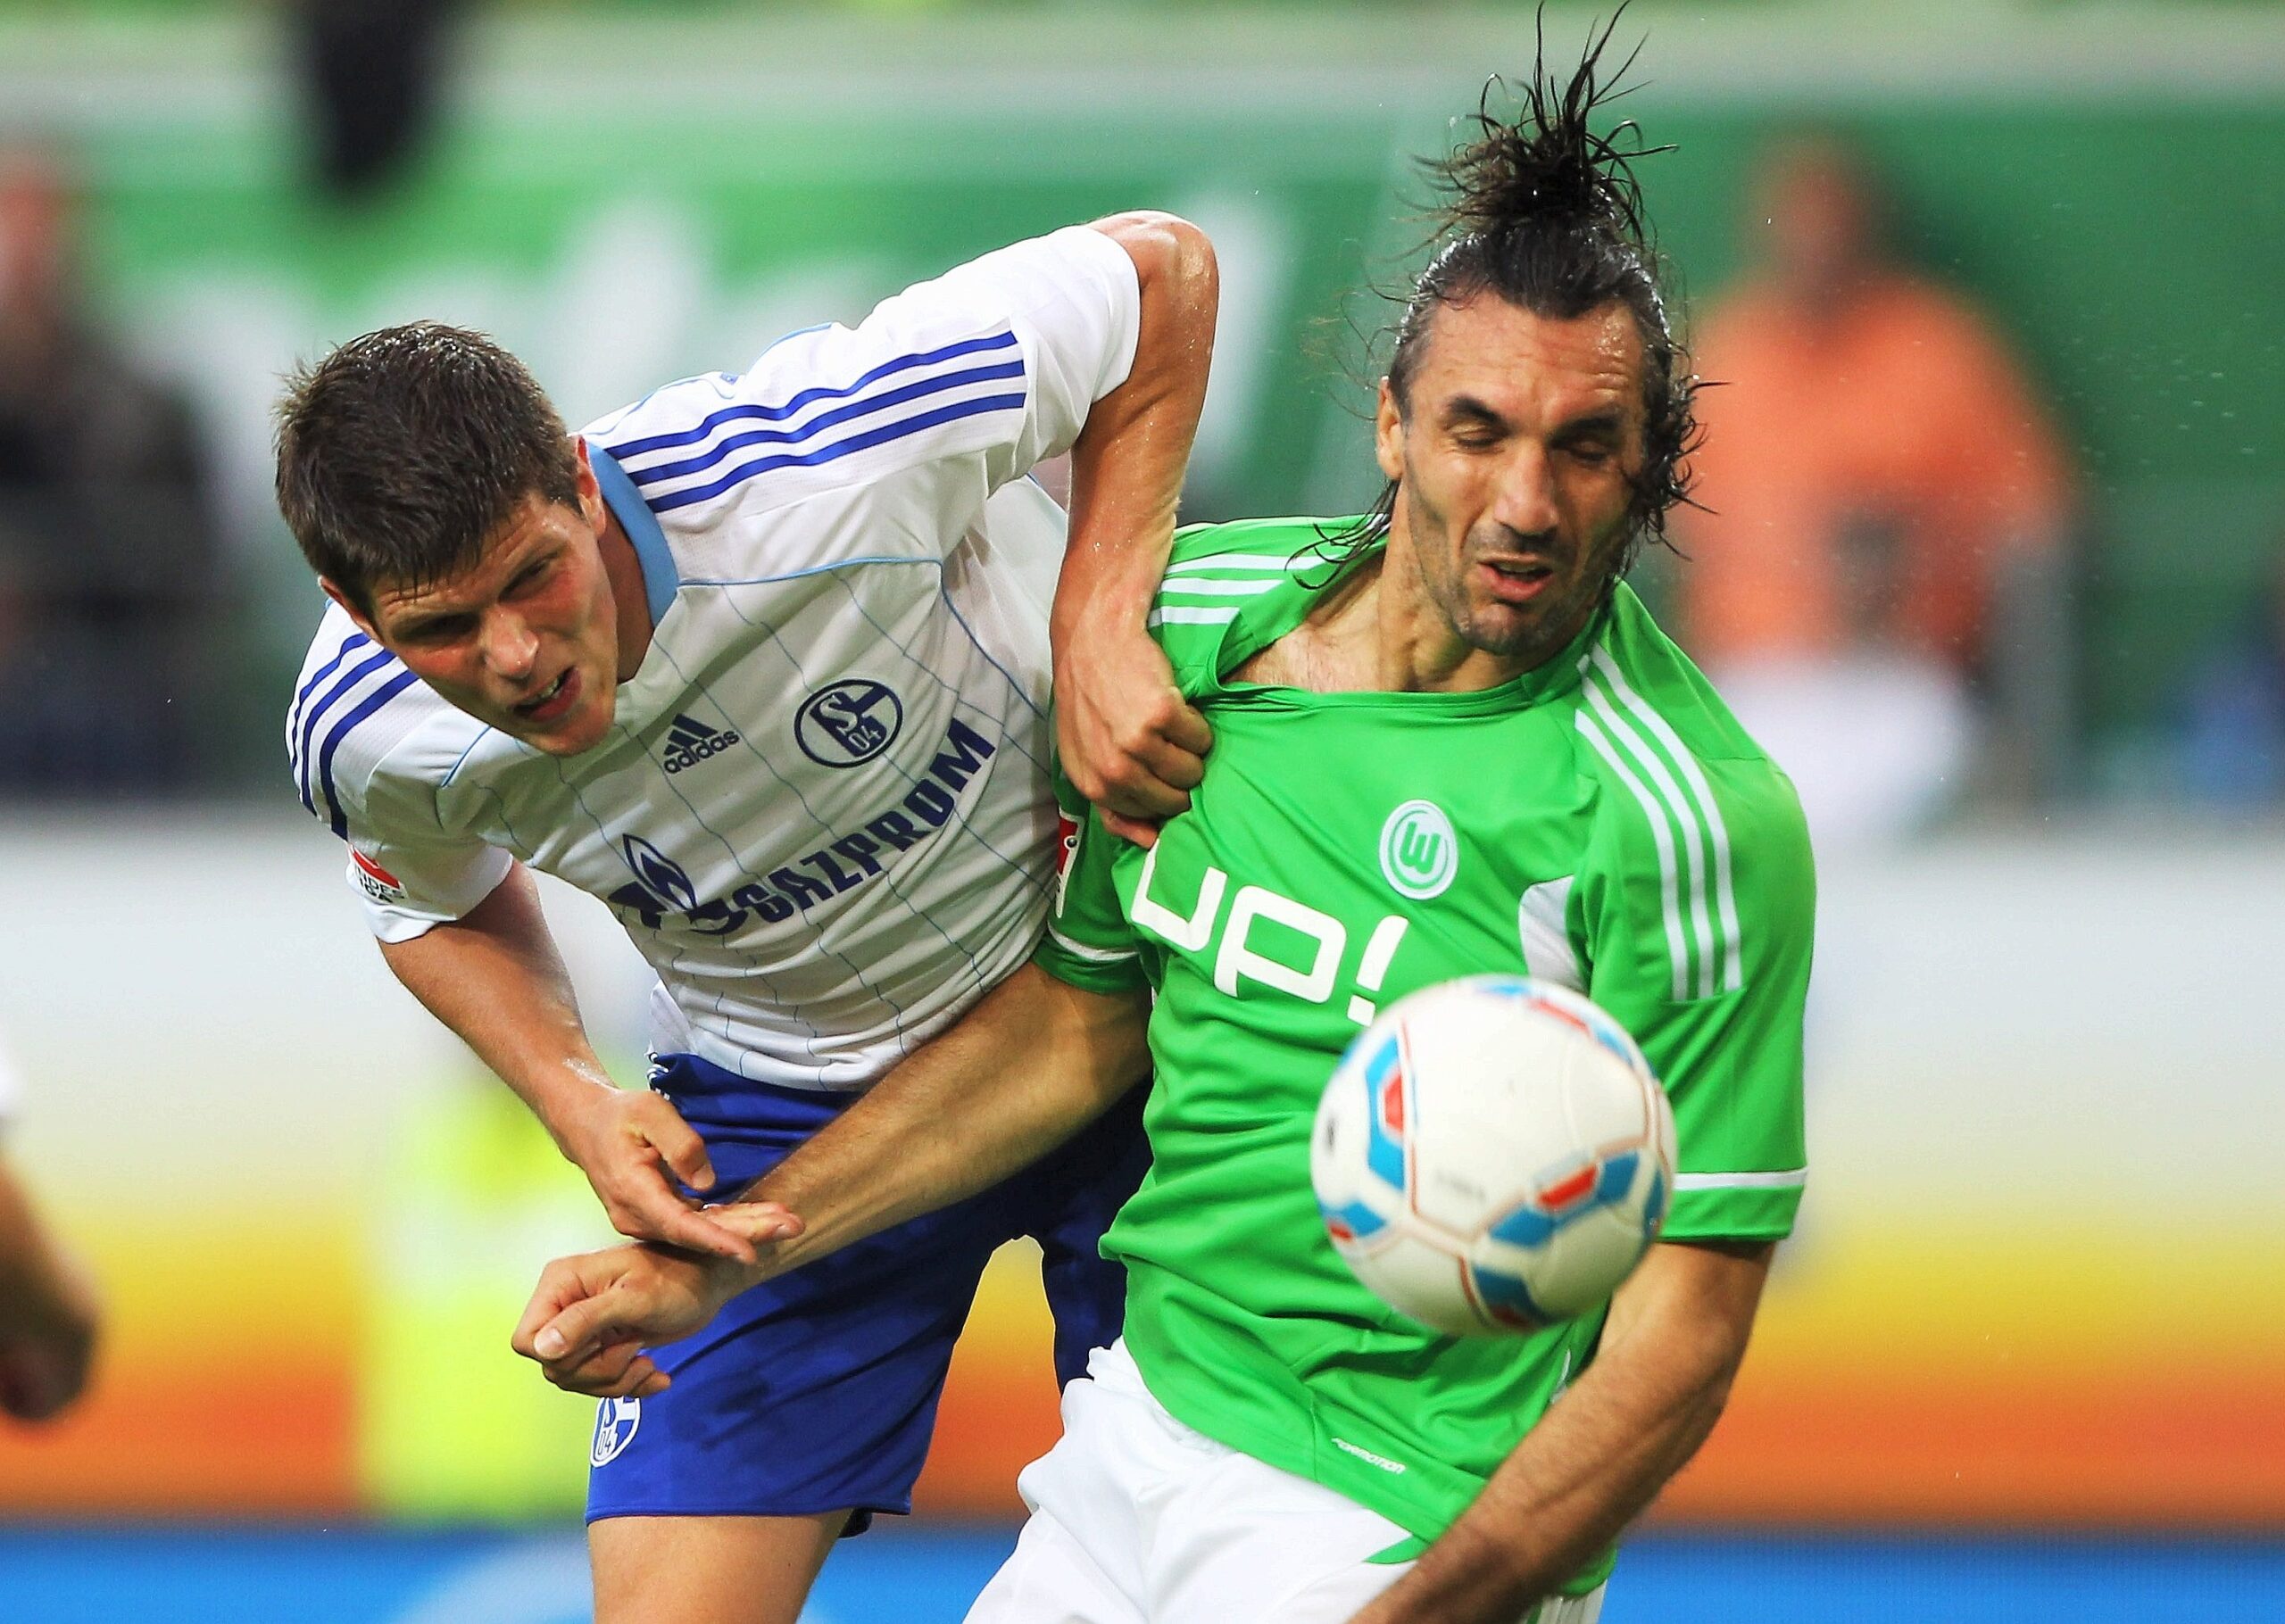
xmin=1489 ymin=443 xmax=1559 ymax=540
xmin=478 ymin=607 xmax=539 ymax=683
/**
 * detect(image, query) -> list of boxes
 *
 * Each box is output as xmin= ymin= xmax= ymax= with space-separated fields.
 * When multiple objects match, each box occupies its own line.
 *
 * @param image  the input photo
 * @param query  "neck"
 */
xmin=599 ymin=508 xmax=652 ymax=681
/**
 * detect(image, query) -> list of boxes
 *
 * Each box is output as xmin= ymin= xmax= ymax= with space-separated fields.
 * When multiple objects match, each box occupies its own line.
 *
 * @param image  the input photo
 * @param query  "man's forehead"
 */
xmin=1414 ymin=298 xmax=1644 ymax=421
xmin=369 ymin=500 xmax=562 ymax=620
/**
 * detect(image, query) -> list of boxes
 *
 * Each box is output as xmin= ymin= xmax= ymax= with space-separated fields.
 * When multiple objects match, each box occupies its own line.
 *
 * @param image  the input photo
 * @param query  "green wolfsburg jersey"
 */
xmin=1034 ymin=517 xmax=1815 ymax=1573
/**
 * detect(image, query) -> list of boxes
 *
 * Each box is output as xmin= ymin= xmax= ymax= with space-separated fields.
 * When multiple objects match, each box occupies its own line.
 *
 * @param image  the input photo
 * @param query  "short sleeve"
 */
xmin=1576 ymin=754 xmax=1815 ymax=1240
xmin=344 ymin=769 xmax=516 ymax=943
xmin=1033 ymin=799 xmax=1151 ymax=995
xmin=916 ymin=225 xmax=1142 ymax=485
xmin=287 ymin=612 xmax=513 ymax=943
xmin=584 ymin=225 xmax=1139 ymax=537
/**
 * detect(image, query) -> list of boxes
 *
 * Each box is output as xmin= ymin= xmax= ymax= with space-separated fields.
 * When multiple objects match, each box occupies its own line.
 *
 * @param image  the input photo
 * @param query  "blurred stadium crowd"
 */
xmin=0 ymin=1 xmax=2281 ymax=824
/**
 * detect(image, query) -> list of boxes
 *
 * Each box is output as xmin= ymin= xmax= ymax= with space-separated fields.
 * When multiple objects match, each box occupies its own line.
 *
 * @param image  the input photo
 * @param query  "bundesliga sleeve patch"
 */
xmin=352 ymin=849 xmax=408 ymax=906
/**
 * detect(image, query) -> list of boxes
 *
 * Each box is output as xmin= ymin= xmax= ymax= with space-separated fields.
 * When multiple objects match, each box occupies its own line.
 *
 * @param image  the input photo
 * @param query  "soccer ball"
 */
xmin=1310 ymin=976 xmax=1676 ymax=1337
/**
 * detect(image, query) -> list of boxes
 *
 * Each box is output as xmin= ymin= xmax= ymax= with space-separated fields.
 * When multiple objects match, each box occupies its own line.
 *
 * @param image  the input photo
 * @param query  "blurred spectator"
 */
xmin=2177 ymin=545 xmax=2285 ymax=806
xmin=1675 ymin=136 xmax=2076 ymax=850
xmin=0 ymin=1034 xmax=99 ymax=1423
xmin=294 ymin=0 xmax=462 ymax=198
xmin=0 ymin=141 xmax=219 ymax=794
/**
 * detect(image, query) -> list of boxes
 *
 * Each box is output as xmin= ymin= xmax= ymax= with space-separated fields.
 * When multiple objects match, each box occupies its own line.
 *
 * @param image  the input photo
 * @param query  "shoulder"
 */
xmin=1572 ymin=590 xmax=1813 ymax=902
xmin=1149 ymin=515 xmax=1340 ymax=694
xmin=287 ymin=604 xmax=479 ymax=840
xmin=577 ymin=317 xmax=1026 ymax=534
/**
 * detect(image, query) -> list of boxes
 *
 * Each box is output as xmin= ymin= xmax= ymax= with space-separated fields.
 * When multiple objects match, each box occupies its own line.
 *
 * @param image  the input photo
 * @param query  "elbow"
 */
xmin=1097 ymin=211 xmax=1217 ymax=311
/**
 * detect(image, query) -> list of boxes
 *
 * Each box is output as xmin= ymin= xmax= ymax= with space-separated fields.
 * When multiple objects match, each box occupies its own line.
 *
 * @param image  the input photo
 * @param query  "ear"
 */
xmin=572 ymin=435 xmax=606 ymax=532
xmin=320 ymin=577 xmax=384 ymax=644
xmin=1374 ymin=377 xmax=1405 ymax=483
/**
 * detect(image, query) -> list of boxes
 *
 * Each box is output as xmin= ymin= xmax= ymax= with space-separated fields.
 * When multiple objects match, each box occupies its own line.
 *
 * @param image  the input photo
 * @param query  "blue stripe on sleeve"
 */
xmin=296 ymin=647 xmax=401 ymax=812
xmin=646 ymin=392 xmax=1027 ymax=514
xmin=625 ymin=358 xmax=1025 ymax=488
xmin=602 ymin=330 xmax=1019 ymax=460
xmin=287 ymin=632 xmax=370 ymax=772
xmin=315 ymin=670 xmax=422 ymax=839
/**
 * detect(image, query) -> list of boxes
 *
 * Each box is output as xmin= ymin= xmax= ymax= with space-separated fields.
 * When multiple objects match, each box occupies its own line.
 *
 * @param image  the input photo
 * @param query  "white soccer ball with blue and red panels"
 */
xmin=1310 ymin=975 xmax=1677 ymax=1337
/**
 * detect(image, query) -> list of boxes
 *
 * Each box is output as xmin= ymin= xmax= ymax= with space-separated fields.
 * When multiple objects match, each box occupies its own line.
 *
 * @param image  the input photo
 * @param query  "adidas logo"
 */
xmin=661 ymin=712 xmax=740 ymax=775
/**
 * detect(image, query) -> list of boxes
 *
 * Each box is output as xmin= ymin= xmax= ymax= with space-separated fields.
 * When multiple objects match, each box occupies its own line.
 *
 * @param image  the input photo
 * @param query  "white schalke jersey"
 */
xmin=287 ymin=226 xmax=1141 ymax=1090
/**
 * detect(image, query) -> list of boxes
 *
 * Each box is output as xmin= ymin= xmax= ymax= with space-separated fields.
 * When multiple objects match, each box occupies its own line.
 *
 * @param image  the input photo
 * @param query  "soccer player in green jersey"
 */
xmin=516 ymin=37 xmax=1812 ymax=1624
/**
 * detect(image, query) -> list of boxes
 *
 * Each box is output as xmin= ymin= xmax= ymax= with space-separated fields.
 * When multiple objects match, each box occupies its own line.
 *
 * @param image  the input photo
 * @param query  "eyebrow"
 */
xmin=1549 ymin=410 xmax=1628 ymax=443
xmin=1439 ymin=394 xmax=1632 ymax=442
xmin=381 ymin=539 xmax=557 ymax=637
xmin=385 ymin=601 xmax=474 ymax=640
xmin=1442 ymin=394 xmax=1510 ymax=430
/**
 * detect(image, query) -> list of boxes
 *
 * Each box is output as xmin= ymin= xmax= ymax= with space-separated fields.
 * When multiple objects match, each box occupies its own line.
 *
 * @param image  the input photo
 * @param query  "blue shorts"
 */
xmin=584 ymin=1052 xmax=1150 ymax=1530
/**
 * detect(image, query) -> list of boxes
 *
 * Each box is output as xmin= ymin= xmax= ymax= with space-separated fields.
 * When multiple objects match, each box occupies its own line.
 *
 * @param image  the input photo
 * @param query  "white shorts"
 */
xmin=965 ymin=1340 xmax=1607 ymax=1624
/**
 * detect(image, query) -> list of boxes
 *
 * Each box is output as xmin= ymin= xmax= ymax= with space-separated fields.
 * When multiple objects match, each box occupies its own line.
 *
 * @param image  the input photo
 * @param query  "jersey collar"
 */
xmin=589 ymin=443 xmax=680 ymax=628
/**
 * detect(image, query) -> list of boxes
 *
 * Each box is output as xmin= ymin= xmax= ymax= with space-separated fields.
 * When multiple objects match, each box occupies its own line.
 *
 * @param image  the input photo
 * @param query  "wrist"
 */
xmin=1051 ymin=589 xmax=1159 ymax=672
xmin=536 ymin=1065 xmax=621 ymax=1163
xmin=704 ymin=1252 xmax=770 ymax=1305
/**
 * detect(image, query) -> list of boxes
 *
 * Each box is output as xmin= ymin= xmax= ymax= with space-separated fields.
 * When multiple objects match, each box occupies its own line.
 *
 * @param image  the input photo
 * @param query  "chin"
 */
xmin=504 ymin=701 xmax=612 ymax=757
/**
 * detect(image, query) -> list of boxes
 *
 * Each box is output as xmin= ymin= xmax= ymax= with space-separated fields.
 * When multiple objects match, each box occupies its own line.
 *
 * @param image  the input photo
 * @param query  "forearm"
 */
xmin=1054 ymin=212 xmax=1217 ymax=654
xmin=378 ymin=864 xmax=612 ymax=1147
xmin=1361 ymin=1242 xmax=1773 ymax=1624
xmin=731 ymin=964 xmax=1151 ymax=1283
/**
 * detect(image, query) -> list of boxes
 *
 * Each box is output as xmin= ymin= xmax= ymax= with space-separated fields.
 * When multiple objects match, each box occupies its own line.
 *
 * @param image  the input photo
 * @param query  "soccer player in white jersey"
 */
xmin=277 ymin=213 xmax=1216 ymax=1623
xmin=517 ymin=37 xmax=1811 ymax=1624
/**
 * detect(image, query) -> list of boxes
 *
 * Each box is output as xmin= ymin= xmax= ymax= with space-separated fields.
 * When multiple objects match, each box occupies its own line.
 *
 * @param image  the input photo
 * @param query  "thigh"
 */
xmin=590 ymin=1512 xmax=845 ymax=1624
xmin=1018 ymin=1083 xmax=1151 ymax=1387
xmin=965 ymin=1343 xmax=1187 ymax=1623
xmin=591 ymin=1061 xmax=1010 ymax=1525
xmin=1148 ymin=1446 xmax=1416 ymax=1624
xmin=1165 ymin=1497 xmax=1606 ymax=1624
xmin=963 ymin=1504 xmax=1145 ymax=1624
xmin=584 ymin=1165 xmax=1003 ymax=1524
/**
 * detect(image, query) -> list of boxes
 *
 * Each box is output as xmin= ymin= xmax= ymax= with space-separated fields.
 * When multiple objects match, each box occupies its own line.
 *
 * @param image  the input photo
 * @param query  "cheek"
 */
xmin=398 ymin=650 xmax=481 ymax=699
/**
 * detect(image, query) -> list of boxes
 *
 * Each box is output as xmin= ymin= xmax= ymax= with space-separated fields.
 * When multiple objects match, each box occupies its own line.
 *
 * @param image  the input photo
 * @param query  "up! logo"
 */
xmin=1379 ymin=800 xmax=1458 ymax=900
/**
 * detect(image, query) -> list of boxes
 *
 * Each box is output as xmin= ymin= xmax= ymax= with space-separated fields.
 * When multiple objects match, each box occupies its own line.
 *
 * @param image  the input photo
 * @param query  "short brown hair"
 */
xmin=275 ymin=322 xmax=579 ymax=612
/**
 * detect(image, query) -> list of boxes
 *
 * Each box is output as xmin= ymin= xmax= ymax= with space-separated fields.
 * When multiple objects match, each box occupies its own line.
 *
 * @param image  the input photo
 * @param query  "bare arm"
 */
xmin=0 ymin=1146 xmax=99 ymax=1421
xmin=514 ymin=963 xmax=1152 ymax=1386
xmin=1349 ymin=1239 xmax=1775 ymax=1624
xmin=379 ymin=864 xmax=752 ymax=1261
xmin=1054 ymin=211 xmax=1219 ymax=846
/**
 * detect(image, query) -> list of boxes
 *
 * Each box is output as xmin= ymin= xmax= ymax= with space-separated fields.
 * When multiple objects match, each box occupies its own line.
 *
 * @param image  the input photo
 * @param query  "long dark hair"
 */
xmin=1309 ymin=12 xmax=1702 ymax=576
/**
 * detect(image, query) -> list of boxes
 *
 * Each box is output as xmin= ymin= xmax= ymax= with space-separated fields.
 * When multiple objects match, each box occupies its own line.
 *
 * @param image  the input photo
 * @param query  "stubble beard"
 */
xmin=1447 ymin=527 xmax=1624 ymax=670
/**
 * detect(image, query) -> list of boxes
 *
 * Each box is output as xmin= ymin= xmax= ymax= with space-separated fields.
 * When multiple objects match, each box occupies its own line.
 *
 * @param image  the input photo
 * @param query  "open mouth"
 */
xmin=514 ymin=666 xmax=580 ymax=725
xmin=1480 ymin=558 xmax=1558 ymax=601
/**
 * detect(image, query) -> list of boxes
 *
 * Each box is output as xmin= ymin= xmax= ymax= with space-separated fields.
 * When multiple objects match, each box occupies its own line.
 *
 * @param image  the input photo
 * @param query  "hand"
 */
xmin=0 ymin=1255 xmax=98 ymax=1423
xmin=556 ymin=1086 xmax=757 ymax=1264
xmin=510 ymin=1222 xmax=794 ymax=1398
xmin=1054 ymin=626 xmax=1211 ymax=847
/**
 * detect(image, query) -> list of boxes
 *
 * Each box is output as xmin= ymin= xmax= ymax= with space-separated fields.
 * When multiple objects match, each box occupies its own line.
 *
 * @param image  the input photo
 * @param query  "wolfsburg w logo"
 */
xmin=661 ymin=712 xmax=740 ymax=774
xmin=1379 ymin=800 xmax=1457 ymax=899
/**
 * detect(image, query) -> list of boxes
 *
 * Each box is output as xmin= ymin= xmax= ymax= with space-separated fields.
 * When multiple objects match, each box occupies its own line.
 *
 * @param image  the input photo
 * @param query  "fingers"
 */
xmin=544 ymin=1338 xmax=666 ymax=1399
xmin=1157 ymin=700 xmax=1214 ymax=758
xmin=1099 ymin=810 xmax=1160 ymax=849
xmin=638 ymin=1097 xmax=717 ymax=1194
xmin=646 ymin=1201 xmax=760 ymax=1265
xmin=706 ymin=1200 xmax=806 ymax=1246
xmin=512 ymin=1251 xmax=619 ymax=1360
xmin=526 ymin=1281 xmax=638 ymax=1365
xmin=1060 ymin=693 xmax=1214 ymax=822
